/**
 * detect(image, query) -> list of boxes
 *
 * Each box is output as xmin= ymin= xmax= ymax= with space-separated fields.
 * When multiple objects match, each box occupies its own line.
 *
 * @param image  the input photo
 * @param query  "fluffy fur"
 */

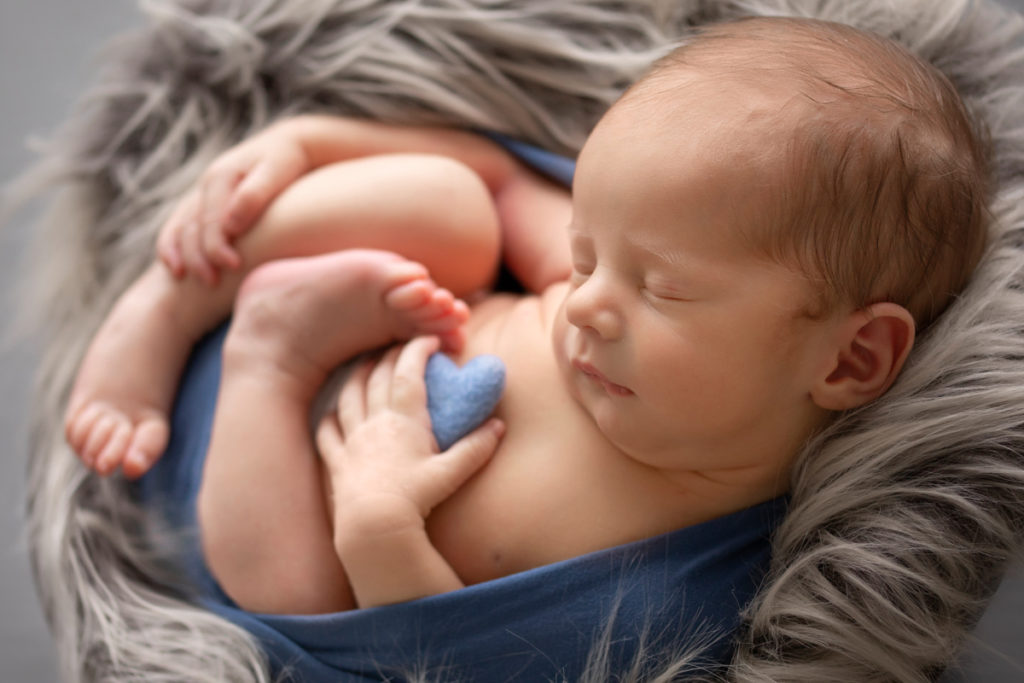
xmin=7 ymin=0 xmax=1024 ymax=680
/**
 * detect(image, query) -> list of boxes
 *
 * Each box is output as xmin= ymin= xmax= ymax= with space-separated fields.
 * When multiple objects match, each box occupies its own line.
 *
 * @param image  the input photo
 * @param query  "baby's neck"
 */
xmin=658 ymin=460 xmax=792 ymax=528
xmin=600 ymin=429 xmax=802 ymax=529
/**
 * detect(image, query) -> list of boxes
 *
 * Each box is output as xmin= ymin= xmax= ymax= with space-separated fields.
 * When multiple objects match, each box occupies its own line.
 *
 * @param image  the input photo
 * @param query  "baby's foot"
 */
xmin=227 ymin=249 xmax=469 ymax=390
xmin=65 ymin=268 xmax=200 ymax=478
xmin=383 ymin=273 xmax=469 ymax=352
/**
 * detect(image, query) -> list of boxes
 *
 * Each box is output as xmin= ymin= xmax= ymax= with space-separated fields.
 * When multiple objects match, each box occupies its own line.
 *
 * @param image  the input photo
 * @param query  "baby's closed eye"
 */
xmin=641 ymin=279 xmax=692 ymax=302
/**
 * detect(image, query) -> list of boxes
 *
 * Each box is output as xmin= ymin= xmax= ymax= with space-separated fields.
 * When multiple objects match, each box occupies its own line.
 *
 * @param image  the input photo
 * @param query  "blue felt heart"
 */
xmin=425 ymin=352 xmax=506 ymax=450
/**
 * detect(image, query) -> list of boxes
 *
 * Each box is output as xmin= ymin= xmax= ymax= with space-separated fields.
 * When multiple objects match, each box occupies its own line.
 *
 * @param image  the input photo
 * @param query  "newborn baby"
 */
xmin=65 ymin=16 xmax=988 ymax=613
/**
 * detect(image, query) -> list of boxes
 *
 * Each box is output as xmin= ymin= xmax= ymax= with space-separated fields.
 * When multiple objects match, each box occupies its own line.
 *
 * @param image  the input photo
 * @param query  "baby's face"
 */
xmin=552 ymin=82 xmax=835 ymax=476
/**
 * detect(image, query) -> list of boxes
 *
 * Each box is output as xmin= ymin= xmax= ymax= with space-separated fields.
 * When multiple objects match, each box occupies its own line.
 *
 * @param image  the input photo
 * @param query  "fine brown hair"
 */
xmin=643 ymin=17 xmax=991 ymax=328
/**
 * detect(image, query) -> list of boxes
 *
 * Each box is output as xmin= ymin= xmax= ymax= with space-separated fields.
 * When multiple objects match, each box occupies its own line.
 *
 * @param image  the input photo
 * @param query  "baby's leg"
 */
xmin=198 ymin=249 xmax=462 ymax=614
xmin=233 ymin=153 xmax=501 ymax=298
xmin=65 ymin=154 xmax=500 ymax=478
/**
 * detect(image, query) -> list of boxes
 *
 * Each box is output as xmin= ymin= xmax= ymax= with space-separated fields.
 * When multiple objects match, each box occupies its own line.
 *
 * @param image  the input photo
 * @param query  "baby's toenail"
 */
xmin=126 ymin=449 xmax=148 ymax=471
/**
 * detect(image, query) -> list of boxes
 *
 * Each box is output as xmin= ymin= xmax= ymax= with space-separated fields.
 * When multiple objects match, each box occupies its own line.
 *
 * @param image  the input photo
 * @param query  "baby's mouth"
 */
xmin=572 ymin=359 xmax=634 ymax=397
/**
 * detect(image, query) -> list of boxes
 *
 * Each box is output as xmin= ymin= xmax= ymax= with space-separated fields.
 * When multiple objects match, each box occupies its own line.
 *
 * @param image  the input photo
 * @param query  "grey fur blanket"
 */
xmin=12 ymin=0 xmax=1024 ymax=681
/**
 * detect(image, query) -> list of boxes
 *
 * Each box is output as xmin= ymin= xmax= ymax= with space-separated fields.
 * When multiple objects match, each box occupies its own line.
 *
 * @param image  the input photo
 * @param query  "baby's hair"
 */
xmin=637 ymin=17 xmax=991 ymax=328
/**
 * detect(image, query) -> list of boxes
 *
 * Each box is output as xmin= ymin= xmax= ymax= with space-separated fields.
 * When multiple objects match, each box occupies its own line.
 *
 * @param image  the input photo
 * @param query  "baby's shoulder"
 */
xmin=497 ymin=283 xmax=567 ymax=336
xmin=465 ymin=291 xmax=522 ymax=327
xmin=461 ymin=287 xmax=561 ymax=358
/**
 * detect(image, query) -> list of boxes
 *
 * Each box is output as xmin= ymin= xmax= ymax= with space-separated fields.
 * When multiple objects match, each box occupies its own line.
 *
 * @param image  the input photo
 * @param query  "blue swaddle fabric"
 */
xmin=482 ymin=131 xmax=576 ymax=186
xmin=135 ymin=139 xmax=787 ymax=682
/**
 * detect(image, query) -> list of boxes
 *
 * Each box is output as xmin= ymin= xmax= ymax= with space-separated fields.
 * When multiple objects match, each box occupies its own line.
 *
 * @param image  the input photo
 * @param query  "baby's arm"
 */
xmin=159 ymin=115 xmax=571 ymax=292
xmin=315 ymin=336 xmax=504 ymax=608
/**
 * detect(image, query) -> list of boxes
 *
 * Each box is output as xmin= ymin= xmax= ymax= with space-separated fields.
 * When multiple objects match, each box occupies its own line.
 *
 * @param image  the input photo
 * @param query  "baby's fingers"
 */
xmin=338 ymin=358 xmax=374 ymax=434
xmin=200 ymin=164 xmax=239 ymax=235
xmin=179 ymin=216 xmax=220 ymax=287
xmin=202 ymin=221 xmax=242 ymax=272
xmin=424 ymin=419 xmax=505 ymax=505
xmin=390 ymin=336 xmax=441 ymax=416
xmin=366 ymin=346 xmax=401 ymax=413
xmin=200 ymin=169 xmax=244 ymax=271
xmin=157 ymin=191 xmax=200 ymax=278
xmin=223 ymin=161 xmax=279 ymax=237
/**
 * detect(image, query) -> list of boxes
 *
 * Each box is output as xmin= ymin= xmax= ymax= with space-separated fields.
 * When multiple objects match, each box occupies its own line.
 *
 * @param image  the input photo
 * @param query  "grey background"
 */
xmin=1 ymin=2 xmax=1022 ymax=682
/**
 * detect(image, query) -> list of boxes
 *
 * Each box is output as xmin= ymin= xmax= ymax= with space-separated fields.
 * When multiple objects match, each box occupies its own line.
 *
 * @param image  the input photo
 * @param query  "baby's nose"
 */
xmin=564 ymin=273 xmax=624 ymax=340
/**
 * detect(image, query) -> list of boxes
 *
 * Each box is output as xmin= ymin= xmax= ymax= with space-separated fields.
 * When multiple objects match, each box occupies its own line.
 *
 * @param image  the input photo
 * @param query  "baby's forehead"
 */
xmin=607 ymin=72 xmax=802 ymax=191
xmin=616 ymin=59 xmax=815 ymax=164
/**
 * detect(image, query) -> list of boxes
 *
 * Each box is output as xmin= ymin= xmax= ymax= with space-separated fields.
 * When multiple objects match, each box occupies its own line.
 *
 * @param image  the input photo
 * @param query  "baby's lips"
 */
xmin=572 ymin=359 xmax=634 ymax=396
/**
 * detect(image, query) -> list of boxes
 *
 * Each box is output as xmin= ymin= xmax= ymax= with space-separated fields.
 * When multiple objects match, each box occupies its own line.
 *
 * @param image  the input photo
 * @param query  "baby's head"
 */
xmin=620 ymin=16 xmax=990 ymax=330
xmin=557 ymin=17 xmax=990 ymax=495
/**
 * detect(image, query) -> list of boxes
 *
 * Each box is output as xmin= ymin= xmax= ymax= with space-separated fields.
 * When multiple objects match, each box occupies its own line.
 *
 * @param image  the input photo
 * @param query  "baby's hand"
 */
xmin=156 ymin=123 xmax=310 ymax=286
xmin=316 ymin=337 xmax=504 ymax=534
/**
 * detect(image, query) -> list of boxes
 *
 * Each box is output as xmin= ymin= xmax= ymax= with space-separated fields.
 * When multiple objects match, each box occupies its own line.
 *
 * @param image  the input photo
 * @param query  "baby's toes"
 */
xmin=438 ymin=327 xmax=467 ymax=354
xmin=65 ymin=402 xmax=104 ymax=456
xmin=425 ymin=288 xmax=456 ymax=316
xmin=389 ymin=260 xmax=429 ymax=284
xmin=93 ymin=422 xmax=133 ymax=475
xmin=450 ymin=299 xmax=470 ymax=323
xmin=81 ymin=411 xmax=124 ymax=469
xmin=121 ymin=415 xmax=170 ymax=480
xmin=411 ymin=288 xmax=461 ymax=322
xmin=384 ymin=279 xmax=433 ymax=311
xmin=417 ymin=313 xmax=464 ymax=334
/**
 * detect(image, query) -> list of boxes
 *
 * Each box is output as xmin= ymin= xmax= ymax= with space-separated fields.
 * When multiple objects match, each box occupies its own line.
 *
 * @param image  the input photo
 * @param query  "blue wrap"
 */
xmin=482 ymin=131 xmax=576 ymax=186
xmin=135 ymin=139 xmax=786 ymax=682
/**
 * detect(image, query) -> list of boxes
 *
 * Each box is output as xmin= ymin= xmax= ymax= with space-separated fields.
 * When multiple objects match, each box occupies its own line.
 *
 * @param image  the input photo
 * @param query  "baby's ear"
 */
xmin=810 ymin=303 xmax=915 ymax=412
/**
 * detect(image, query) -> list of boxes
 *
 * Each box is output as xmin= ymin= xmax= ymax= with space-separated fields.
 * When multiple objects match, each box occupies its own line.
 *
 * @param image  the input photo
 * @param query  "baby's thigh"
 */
xmin=241 ymin=154 xmax=502 ymax=297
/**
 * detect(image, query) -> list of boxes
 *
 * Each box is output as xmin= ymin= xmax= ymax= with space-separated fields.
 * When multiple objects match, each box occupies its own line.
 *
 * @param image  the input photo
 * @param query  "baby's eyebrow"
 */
xmin=626 ymin=239 xmax=734 ymax=287
xmin=624 ymin=236 xmax=691 ymax=270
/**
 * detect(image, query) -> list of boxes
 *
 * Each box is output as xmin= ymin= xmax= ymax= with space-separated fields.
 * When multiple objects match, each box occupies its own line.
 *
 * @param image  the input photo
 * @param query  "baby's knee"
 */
xmin=419 ymin=154 xmax=500 ymax=236
xmin=393 ymin=154 xmax=502 ymax=288
xmin=398 ymin=153 xmax=491 ymax=200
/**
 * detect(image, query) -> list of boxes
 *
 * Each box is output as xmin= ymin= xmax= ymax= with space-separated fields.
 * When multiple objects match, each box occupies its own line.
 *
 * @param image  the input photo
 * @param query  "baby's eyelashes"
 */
xmin=641 ymin=280 xmax=694 ymax=304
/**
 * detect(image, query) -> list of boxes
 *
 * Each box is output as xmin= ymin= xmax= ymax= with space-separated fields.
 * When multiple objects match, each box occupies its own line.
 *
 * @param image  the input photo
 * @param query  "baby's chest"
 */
xmin=425 ymin=401 xmax=620 ymax=582
xmin=428 ymin=311 xmax=673 ymax=583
